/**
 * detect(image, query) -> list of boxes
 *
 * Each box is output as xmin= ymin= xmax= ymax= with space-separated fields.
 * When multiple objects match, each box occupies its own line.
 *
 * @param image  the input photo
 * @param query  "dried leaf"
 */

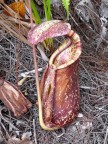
xmin=0 ymin=78 xmax=32 ymax=117
xmin=22 ymin=131 xmax=32 ymax=140
xmin=8 ymin=135 xmax=33 ymax=144
xmin=3 ymin=2 xmax=26 ymax=18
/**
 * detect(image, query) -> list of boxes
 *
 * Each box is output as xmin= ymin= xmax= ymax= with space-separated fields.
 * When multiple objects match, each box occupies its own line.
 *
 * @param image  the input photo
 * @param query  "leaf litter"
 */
xmin=0 ymin=0 xmax=108 ymax=143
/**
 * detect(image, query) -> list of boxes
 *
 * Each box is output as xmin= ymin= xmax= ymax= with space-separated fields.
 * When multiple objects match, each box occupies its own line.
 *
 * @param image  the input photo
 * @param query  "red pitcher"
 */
xmin=28 ymin=20 xmax=82 ymax=130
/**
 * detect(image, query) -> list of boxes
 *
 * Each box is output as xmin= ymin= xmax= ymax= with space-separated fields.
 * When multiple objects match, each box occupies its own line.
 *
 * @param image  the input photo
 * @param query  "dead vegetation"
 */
xmin=0 ymin=0 xmax=108 ymax=143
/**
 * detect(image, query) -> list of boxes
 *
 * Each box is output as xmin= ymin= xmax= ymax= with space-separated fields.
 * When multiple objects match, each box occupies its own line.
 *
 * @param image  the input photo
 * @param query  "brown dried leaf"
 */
xmin=0 ymin=78 xmax=32 ymax=117
xmin=8 ymin=136 xmax=33 ymax=144
xmin=3 ymin=2 xmax=26 ymax=18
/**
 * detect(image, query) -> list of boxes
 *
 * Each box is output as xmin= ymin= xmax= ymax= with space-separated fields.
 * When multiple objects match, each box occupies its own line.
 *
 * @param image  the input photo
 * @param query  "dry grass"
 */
xmin=0 ymin=0 xmax=108 ymax=143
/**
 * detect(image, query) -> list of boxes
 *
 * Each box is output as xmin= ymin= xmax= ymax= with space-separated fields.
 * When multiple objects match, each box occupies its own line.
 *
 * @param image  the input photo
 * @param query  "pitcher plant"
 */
xmin=28 ymin=20 xmax=82 ymax=130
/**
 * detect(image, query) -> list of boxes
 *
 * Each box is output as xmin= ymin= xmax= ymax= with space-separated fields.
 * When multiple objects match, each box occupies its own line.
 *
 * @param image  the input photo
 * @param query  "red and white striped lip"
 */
xmin=49 ymin=30 xmax=82 ymax=69
xmin=49 ymin=43 xmax=81 ymax=70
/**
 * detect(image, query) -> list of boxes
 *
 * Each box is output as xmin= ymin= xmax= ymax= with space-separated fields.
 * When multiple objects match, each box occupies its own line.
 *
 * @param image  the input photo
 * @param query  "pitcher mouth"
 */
xmin=49 ymin=38 xmax=81 ymax=69
xmin=28 ymin=20 xmax=81 ymax=70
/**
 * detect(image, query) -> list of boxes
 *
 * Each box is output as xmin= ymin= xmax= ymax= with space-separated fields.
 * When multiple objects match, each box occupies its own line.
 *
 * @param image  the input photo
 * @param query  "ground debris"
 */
xmin=8 ymin=135 xmax=33 ymax=144
xmin=0 ymin=0 xmax=108 ymax=143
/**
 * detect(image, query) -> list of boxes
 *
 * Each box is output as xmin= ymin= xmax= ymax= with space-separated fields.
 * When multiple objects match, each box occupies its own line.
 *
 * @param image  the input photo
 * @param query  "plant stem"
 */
xmin=28 ymin=0 xmax=58 ymax=130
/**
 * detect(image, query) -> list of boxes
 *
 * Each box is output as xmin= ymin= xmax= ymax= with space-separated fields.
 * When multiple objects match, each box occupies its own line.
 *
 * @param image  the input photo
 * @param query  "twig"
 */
xmin=18 ymin=68 xmax=43 ymax=77
xmin=80 ymin=85 xmax=95 ymax=90
xmin=0 ymin=107 xmax=18 ymax=130
xmin=0 ymin=122 xmax=10 ymax=139
xmin=33 ymin=119 xmax=37 ymax=144
xmin=7 ymin=17 xmax=33 ymax=28
xmin=18 ymin=77 xmax=28 ymax=86
xmin=104 ymin=127 xmax=108 ymax=144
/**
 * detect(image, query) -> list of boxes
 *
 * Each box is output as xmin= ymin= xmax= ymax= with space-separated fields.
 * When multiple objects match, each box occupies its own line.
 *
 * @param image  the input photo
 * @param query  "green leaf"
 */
xmin=30 ymin=0 xmax=41 ymax=24
xmin=43 ymin=0 xmax=51 ymax=20
xmin=62 ymin=0 xmax=71 ymax=19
